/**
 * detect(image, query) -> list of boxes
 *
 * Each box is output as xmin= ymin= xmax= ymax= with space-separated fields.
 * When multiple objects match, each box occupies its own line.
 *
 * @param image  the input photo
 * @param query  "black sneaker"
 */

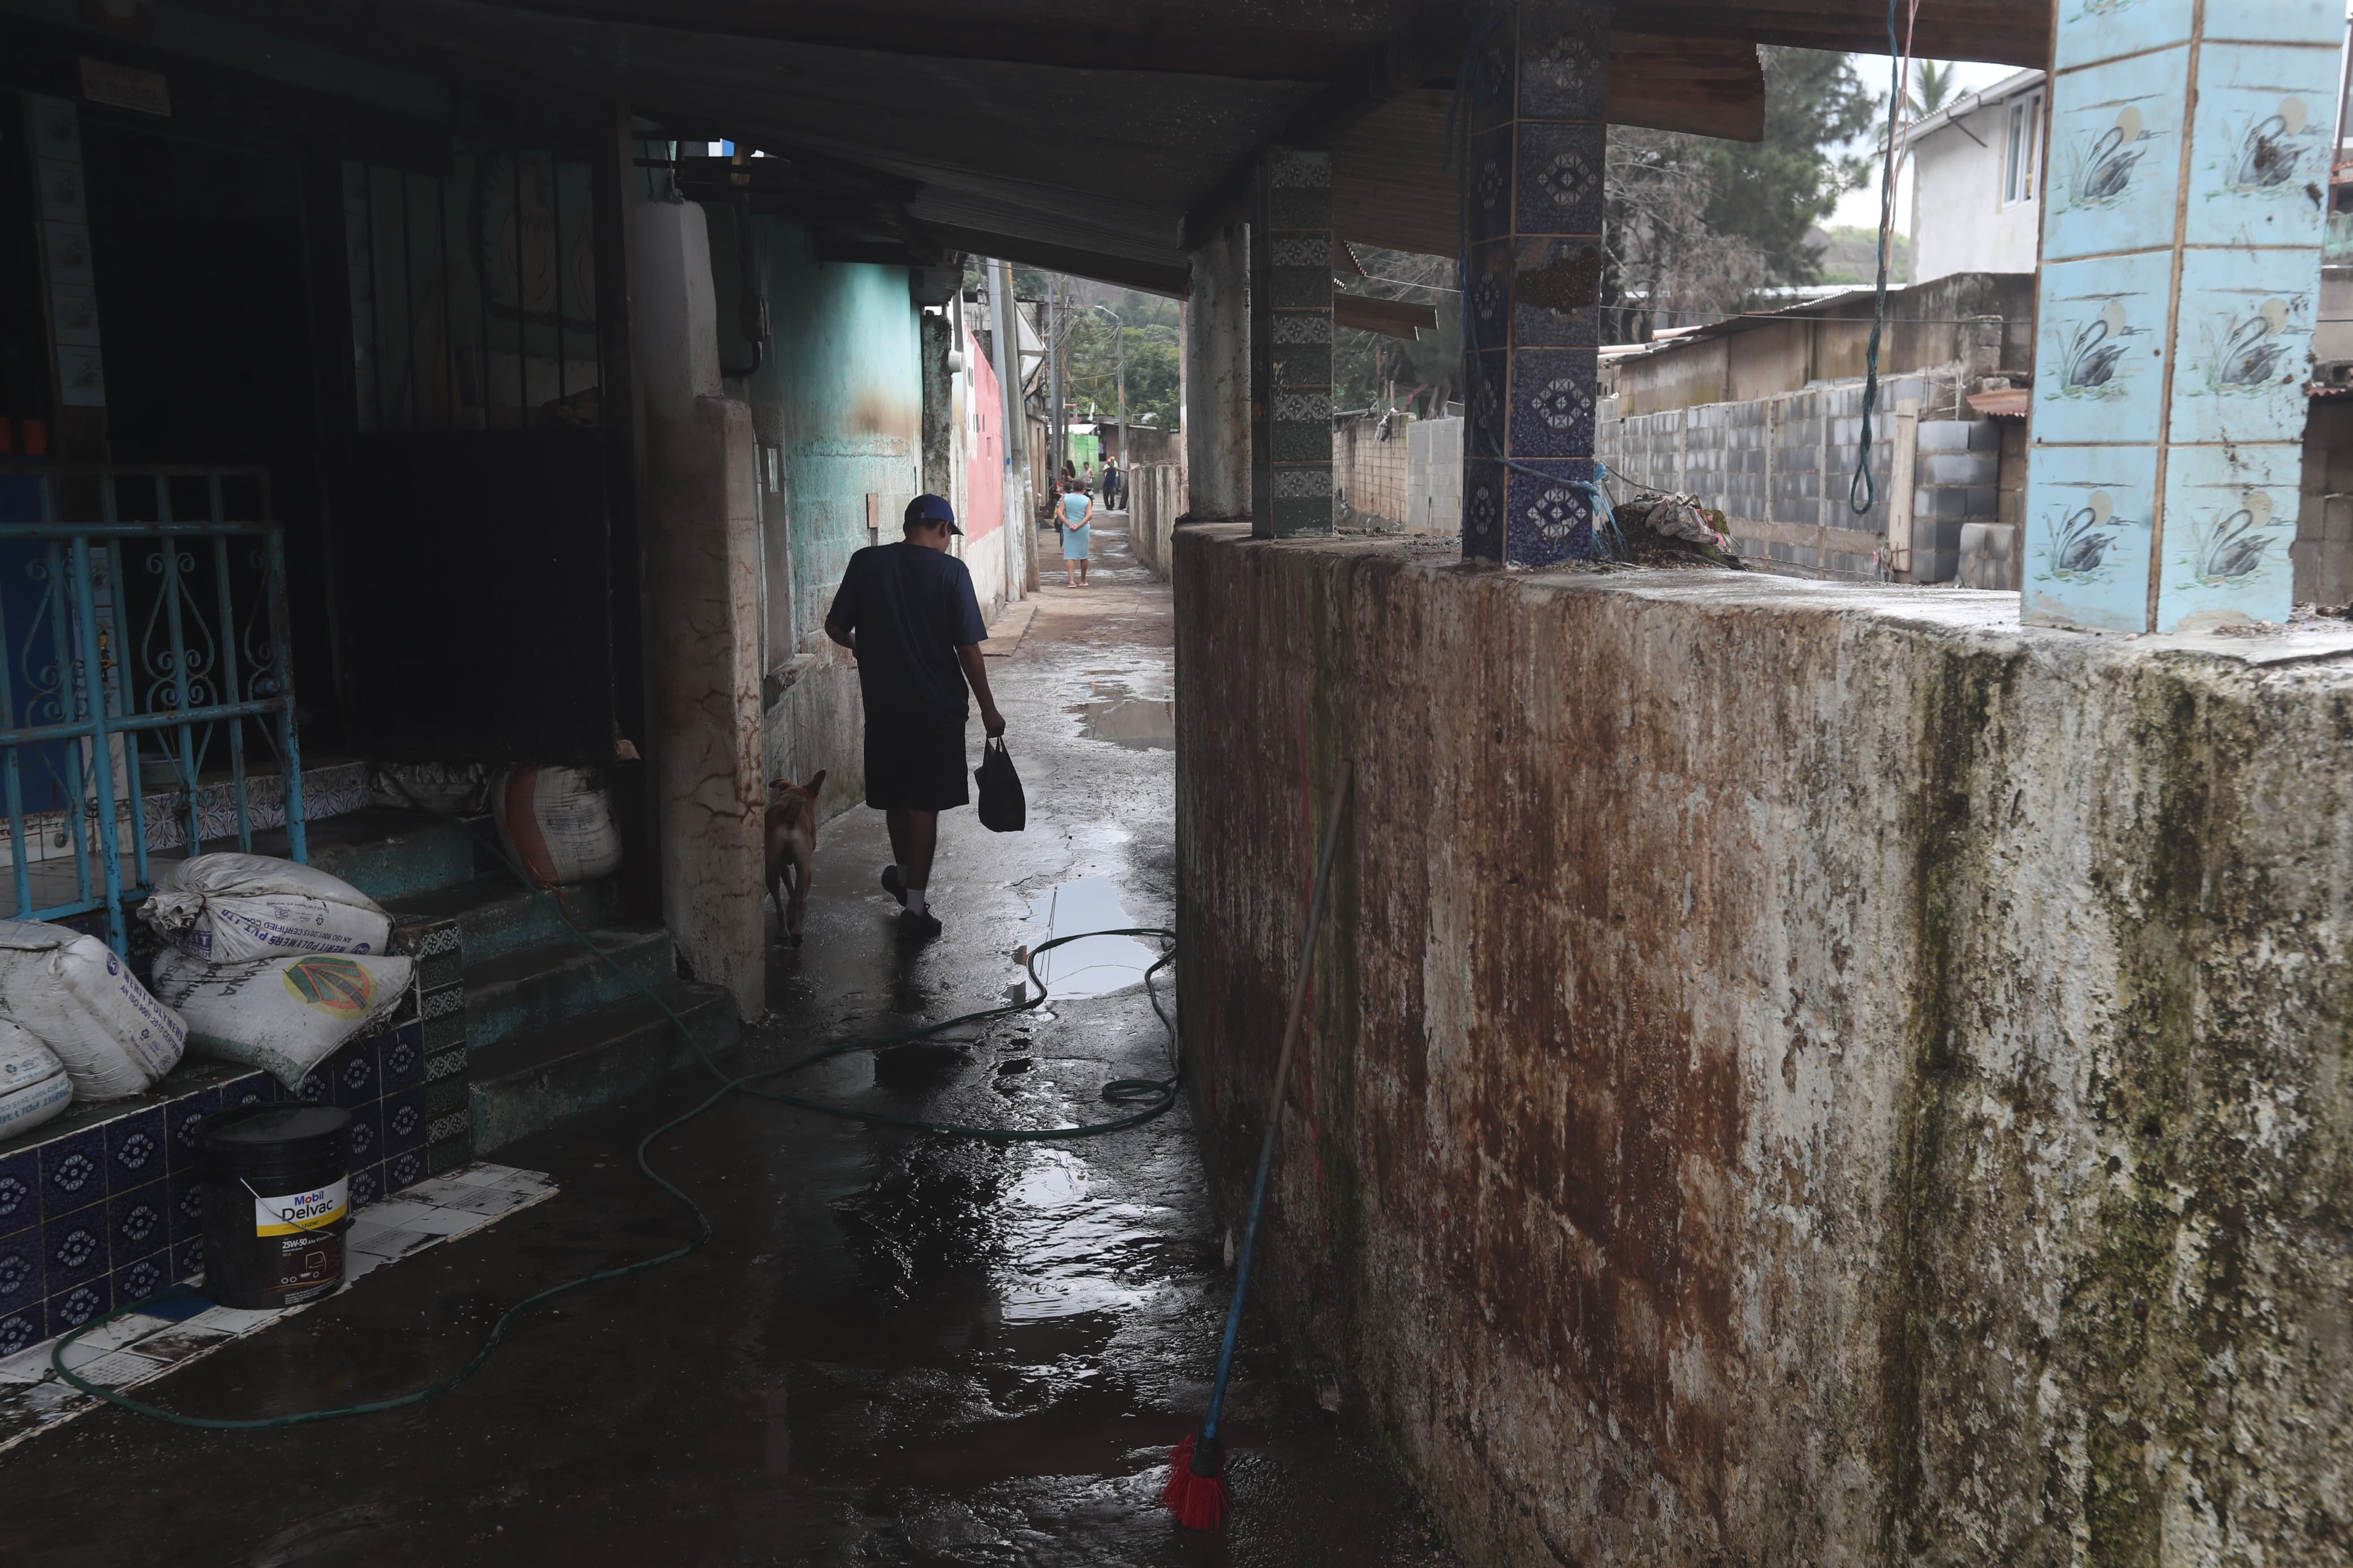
xmin=881 ymin=866 xmax=907 ymax=906
xmin=897 ymin=908 xmax=942 ymax=943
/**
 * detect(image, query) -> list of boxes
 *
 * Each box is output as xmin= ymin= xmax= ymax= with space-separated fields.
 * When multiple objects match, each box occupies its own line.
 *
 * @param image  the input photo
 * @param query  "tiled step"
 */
xmin=463 ymin=927 xmax=675 ymax=1052
xmin=469 ymin=979 xmax=740 ymax=1155
xmin=381 ymin=874 xmax=625 ymax=969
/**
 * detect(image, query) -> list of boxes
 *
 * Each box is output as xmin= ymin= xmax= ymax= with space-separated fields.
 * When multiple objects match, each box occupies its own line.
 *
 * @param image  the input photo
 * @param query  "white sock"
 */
xmin=906 ymin=885 xmax=928 ymax=915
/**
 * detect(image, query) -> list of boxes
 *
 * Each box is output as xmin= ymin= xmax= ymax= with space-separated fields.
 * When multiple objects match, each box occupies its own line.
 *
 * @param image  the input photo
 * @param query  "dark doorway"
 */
xmin=78 ymin=116 xmax=342 ymax=749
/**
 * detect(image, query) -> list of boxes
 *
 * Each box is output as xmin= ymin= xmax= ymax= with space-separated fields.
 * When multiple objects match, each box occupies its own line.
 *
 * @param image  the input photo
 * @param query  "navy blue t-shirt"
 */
xmin=828 ymin=542 xmax=989 ymax=736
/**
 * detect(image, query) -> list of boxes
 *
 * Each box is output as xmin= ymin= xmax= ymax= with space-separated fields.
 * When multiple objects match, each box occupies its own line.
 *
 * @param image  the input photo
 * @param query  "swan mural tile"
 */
xmin=2183 ymin=42 xmax=2337 ymax=250
xmin=2031 ymin=252 xmax=2173 ymax=446
xmin=2166 ymin=249 xmax=2315 ymax=444
xmin=2041 ymin=47 xmax=2189 ymax=262
xmin=2155 ymin=442 xmax=2298 ymax=629
xmin=2053 ymin=0 xmax=2192 ymax=71
xmin=2023 ymin=444 xmax=2160 ymax=632
xmin=2204 ymin=0 xmax=2343 ymax=46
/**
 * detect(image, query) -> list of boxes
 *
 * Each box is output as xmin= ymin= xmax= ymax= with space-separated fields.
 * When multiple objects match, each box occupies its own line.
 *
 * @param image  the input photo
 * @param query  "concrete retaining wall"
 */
xmin=1334 ymin=412 xmax=1411 ymax=530
xmin=1128 ymin=461 xmax=1185 ymax=580
xmin=1175 ymin=524 xmax=2353 ymax=1567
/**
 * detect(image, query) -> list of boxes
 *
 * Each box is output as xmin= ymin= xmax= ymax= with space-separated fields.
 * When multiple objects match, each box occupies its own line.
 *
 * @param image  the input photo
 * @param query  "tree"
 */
xmin=1700 ymin=47 xmax=1881 ymax=285
xmin=1331 ymin=247 xmax=1461 ymax=413
xmin=1604 ymin=126 xmax=1771 ymax=340
xmin=1908 ymin=59 xmax=1959 ymax=119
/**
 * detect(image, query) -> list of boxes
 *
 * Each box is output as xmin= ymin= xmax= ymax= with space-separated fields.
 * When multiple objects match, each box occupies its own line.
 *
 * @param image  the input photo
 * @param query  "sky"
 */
xmin=1828 ymin=58 xmax=2034 ymax=231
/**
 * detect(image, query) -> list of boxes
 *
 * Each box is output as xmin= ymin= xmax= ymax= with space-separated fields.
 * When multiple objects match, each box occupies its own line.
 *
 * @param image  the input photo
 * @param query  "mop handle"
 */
xmin=1201 ymin=759 xmax=1355 ymax=1442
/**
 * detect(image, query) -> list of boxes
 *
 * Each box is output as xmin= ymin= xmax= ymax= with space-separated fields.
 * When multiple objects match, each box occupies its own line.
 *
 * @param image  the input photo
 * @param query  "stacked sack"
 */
xmin=0 ymin=919 xmax=189 ymax=1138
xmin=140 ymin=854 xmax=414 ymax=1090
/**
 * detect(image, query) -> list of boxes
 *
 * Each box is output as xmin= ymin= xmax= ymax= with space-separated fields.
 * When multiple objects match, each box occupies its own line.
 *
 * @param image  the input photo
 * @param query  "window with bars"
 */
xmin=341 ymin=151 xmax=602 ymax=431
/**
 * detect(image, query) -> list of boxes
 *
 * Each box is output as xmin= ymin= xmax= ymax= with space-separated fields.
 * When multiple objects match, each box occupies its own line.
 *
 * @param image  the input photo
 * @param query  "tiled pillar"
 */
xmin=2023 ymin=2 xmax=2338 ymax=631
xmin=1249 ymin=148 xmax=1334 ymax=537
xmin=1459 ymin=5 xmax=1610 ymax=564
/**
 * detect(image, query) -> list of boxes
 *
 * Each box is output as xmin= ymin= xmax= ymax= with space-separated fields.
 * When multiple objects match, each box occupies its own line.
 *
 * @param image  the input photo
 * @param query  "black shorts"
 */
xmin=864 ymin=725 xmax=970 ymax=812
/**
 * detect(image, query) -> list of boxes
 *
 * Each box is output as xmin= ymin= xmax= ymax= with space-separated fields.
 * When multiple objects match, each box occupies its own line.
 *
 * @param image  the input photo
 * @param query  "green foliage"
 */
xmin=1908 ymin=59 xmax=1959 ymax=118
xmin=1701 ymin=47 xmax=1883 ymax=284
xmin=1063 ymin=290 xmax=1182 ymax=430
xmin=1814 ymin=224 xmax=1912 ymax=287
xmin=1331 ymin=248 xmax=1460 ymax=413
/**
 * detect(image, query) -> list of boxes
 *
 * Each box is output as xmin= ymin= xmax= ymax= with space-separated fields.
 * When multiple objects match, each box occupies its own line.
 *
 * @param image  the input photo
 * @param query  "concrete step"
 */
xmin=188 ymin=807 xmax=480 ymax=905
xmin=469 ymin=978 xmax=740 ymax=1154
xmin=382 ymin=874 xmax=626 ymax=969
xmin=464 ymin=927 xmax=675 ymax=1051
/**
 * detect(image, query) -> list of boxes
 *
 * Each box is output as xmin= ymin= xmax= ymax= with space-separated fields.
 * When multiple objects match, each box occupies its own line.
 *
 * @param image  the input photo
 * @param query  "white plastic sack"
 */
xmin=0 ymin=1022 xmax=69 ymax=1139
xmin=151 ymin=948 xmax=413 ymax=1090
xmin=138 ymin=853 xmax=393 ymax=965
xmin=0 ymin=920 xmax=185 ymax=1100
xmin=493 ymin=764 xmax=622 ymax=887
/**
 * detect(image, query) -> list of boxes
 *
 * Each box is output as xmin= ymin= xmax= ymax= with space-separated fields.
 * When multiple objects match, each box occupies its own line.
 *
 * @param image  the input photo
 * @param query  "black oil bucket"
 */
xmin=199 ymin=1104 xmax=354 ymax=1310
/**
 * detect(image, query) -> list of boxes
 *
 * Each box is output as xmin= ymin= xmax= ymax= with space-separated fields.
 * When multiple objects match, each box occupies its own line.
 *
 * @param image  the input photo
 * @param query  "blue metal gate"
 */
xmin=0 ymin=466 xmax=305 ymax=951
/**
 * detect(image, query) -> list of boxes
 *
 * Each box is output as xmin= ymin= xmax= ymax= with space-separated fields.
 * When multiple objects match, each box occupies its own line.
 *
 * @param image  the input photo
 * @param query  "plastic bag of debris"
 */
xmin=0 ymin=1021 xmax=72 ymax=1139
xmin=150 ymin=948 xmax=413 ymax=1090
xmin=0 ymin=920 xmax=186 ymax=1099
xmin=370 ymin=761 xmax=486 ymax=815
xmin=492 ymin=764 xmax=622 ymax=887
xmin=139 ymin=853 xmax=393 ymax=965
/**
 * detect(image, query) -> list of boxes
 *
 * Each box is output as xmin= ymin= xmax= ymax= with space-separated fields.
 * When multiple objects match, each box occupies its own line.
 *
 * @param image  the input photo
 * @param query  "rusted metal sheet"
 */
xmin=1175 ymin=525 xmax=2353 ymax=1567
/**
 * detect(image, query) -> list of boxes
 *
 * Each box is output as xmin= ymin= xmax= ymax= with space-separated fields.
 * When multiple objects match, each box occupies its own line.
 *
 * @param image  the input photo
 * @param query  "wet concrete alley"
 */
xmin=1 ymin=515 xmax=1460 ymax=1568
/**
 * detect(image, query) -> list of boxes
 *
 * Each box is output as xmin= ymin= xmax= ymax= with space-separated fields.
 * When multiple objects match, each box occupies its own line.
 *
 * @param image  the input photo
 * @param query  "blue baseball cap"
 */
xmin=904 ymin=494 xmax=961 ymax=535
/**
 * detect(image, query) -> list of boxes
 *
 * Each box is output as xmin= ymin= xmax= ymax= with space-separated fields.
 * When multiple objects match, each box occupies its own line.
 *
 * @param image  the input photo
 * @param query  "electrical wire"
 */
xmin=50 ymin=820 xmax=1183 ymax=1428
xmin=1848 ymin=0 xmax=1923 ymax=516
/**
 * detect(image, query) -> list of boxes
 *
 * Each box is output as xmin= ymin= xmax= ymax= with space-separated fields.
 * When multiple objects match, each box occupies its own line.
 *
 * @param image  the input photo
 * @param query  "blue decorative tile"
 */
xmin=1463 ymin=457 xmax=1508 ymax=559
xmin=1468 ymin=126 xmax=1514 ymax=242
xmin=42 ymin=1206 xmax=108 ymax=1293
xmin=292 ymin=1065 xmax=332 ymax=1105
xmin=330 ymin=1038 xmax=378 ymax=1108
xmin=2183 ymin=42 xmax=2339 ymax=251
xmin=167 ymin=1164 xmax=205 ymax=1242
xmin=1513 ymin=14 xmax=1607 ymax=121
xmin=1505 ymin=459 xmax=1602 ymax=565
xmin=105 ymin=1107 xmax=166 ymax=1190
xmin=380 ymin=1022 xmax=426 ymax=1093
xmin=2167 ymin=249 xmax=2316 ymax=446
xmin=1465 ymin=240 xmax=1511 ymax=353
xmin=1506 ymin=351 xmax=1597 ymax=459
xmin=1465 ymin=351 xmax=1509 ymax=463
xmin=2032 ymin=252 xmax=2174 ymax=446
xmin=1511 ymin=121 xmax=1604 ymax=236
xmin=2042 ymin=46 xmax=2191 ymax=264
xmin=48 ymin=1275 xmax=110 ymax=1331
xmin=221 ymin=1072 xmax=275 ymax=1112
xmin=2155 ymin=440 xmax=2299 ymax=629
xmin=166 ymin=1087 xmax=222 ymax=1170
xmin=383 ymin=1088 xmax=428 ymax=1157
xmin=2023 ymin=442 xmax=2161 ymax=631
xmin=115 ymin=1249 xmax=171 ymax=1307
xmin=345 ymin=1100 xmax=385 ymax=1169
xmin=0 ymin=1298 xmax=45 ymax=1355
xmin=2053 ymin=0 xmax=2192 ymax=72
xmin=170 ymin=1234 xmax=204 ymax=1284
xmin=0 ymin=1225 xmax=43 ymax=1314
xmin=0 ymin=1147 xmax=37 ymax=1235
xmin=107 ymin=1181 xmax=168 ymax=1262
xmin=348 ymin=1161 xmax=383 ymax=1212
xmin=385 ymin=1146 xmax=428 ymax=1196
xmin=39 ymin=1126 xmax=107 ymax=1218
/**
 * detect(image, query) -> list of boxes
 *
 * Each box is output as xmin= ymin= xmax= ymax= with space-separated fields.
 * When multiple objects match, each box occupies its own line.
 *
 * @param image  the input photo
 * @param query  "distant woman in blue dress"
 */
xmin=1057 ymin=486 xmax=1095 ymax=587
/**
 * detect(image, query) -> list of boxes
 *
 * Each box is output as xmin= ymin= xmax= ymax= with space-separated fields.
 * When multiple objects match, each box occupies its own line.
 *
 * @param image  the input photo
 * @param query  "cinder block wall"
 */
xmin=1598 ymin=375 xmax=2002 ymax=582
xmin=1176 ymin=524 xmax=2353 ymax=1568
xmin=1333 ymin=413 xmax=1411 ymax=530
xmin=2296 ymin=400 xmax=2353 ymax=606
xmin=1404 ymin=416 xmax=1462 ymax=534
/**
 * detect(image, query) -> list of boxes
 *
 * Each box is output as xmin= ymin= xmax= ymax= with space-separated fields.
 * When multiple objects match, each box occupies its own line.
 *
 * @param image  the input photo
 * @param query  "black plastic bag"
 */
xmin=975 ymin=737 xmax=1025 ymax=832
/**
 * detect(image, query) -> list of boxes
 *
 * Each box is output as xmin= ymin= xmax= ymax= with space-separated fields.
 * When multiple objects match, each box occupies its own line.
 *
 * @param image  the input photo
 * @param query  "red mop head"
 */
xmin=1163 ymin=1432 xmax=1231 ymax=1528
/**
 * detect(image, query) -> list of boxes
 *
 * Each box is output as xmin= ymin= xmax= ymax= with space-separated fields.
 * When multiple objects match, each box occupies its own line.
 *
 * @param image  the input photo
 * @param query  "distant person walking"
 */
xmin=1101 ymin=457 xmax=1122 ymax=509
xmin=823 ymin=494 xmax=1005 ymax=943
xmin=1057 ymin=485 xmax=1094 ymax=587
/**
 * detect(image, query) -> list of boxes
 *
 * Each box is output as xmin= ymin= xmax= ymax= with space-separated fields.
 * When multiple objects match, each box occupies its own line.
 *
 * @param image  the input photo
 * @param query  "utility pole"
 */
xmin=1047 ymin=277 xmax=1066 ymax=492
xmin=989 ymin=258 xmax=1027 ymax=601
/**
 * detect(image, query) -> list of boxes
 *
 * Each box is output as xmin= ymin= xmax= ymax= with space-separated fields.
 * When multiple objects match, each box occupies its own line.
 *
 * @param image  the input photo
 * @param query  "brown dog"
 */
xmin=764 ymin=771 xmax=826 ymax=947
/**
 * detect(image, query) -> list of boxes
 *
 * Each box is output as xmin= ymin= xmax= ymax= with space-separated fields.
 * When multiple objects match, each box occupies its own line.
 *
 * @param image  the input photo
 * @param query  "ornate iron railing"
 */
xmin=0 ymin=466 xmax=305 ymax=950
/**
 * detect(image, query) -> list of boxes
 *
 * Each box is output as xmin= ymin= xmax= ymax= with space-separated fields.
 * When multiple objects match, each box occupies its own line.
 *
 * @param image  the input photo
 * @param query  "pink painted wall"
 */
xmin=964 ymin=323 xmax=1003 ymax=542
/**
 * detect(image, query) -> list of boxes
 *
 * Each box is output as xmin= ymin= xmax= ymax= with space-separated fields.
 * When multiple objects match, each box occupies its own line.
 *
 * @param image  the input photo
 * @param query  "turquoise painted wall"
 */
xmin=708 ymin=210 xmax=921 ymax=643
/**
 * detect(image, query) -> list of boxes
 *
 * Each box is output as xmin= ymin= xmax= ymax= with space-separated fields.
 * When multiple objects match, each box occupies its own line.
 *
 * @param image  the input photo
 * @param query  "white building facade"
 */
xmin=1907 ymin=68 xmax=2046 ymax=284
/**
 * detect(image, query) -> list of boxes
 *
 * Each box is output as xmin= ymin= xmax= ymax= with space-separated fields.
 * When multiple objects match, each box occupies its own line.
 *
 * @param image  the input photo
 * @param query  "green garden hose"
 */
xmin=50 ymin=817 xmax=1182 ymax=1429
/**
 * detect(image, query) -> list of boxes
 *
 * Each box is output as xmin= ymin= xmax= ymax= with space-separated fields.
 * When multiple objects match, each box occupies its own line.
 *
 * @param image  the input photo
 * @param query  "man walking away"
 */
xmin=1102 ymin=456 xmax=1122 ymax=509
xmin=824 ymin=494 xmax=1006 ymax=942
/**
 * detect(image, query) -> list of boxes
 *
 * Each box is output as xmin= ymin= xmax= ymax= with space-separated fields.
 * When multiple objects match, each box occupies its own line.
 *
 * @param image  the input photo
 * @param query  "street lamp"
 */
xmin=1091 ymin=303 xmax=1126 ymax=508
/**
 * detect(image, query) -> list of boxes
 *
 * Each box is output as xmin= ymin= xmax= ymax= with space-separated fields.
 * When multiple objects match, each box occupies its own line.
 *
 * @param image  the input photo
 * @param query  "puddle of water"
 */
xmin=1027 ymin=876 xmax=1160 ymax=1000
xmin=1071 ymin=697 xmax=1173 ymax=749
